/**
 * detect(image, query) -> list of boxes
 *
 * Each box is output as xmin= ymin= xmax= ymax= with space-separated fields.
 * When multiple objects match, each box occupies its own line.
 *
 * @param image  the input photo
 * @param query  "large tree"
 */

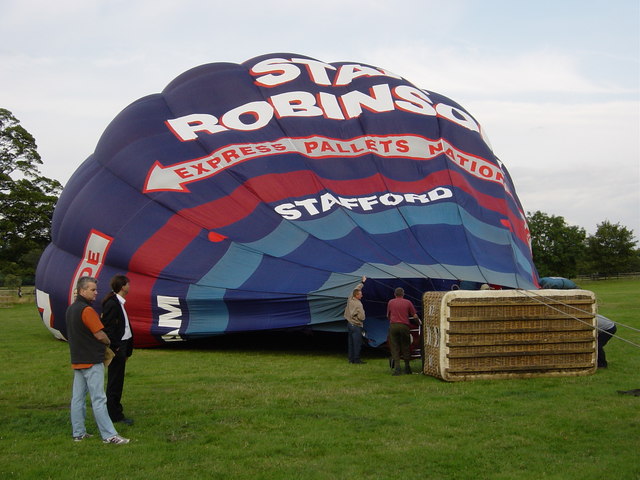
xmin=586 ymin=221 xmax=637 ymax=276
xmin=0 ymin=108 xmax=62 ymax=284
xmin=527 ymin=210 xmax=586 ymax=278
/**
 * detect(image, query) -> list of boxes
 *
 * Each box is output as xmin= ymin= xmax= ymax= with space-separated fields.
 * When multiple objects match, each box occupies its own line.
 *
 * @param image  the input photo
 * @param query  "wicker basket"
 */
xmin=422 ymin=289 xmax=597 ymax=381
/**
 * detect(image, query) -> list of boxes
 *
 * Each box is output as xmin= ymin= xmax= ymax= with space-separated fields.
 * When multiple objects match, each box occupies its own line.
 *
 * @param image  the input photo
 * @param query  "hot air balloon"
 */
xmin=35 ymin=53 xmax=538 ymax=347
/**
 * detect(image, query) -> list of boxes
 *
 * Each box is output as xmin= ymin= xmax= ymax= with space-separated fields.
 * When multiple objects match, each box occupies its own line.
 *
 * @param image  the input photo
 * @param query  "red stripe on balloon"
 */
xmin=127 ymin=168 xmax=529 ymax=345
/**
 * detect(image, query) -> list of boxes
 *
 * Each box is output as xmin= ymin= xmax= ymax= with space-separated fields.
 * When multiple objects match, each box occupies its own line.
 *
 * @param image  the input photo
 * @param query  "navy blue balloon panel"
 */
xmin=36 ymin=53 xmax=538 ymax=347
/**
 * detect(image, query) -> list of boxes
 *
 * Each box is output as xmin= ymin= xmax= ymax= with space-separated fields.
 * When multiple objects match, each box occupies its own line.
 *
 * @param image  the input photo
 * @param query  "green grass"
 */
xmin=1 ymin=280 xmax=639 ymax=480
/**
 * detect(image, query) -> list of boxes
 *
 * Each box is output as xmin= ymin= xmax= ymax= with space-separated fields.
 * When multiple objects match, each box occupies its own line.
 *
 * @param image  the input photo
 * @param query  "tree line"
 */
xmin=0 ymin=108 xmax=637 ymax=287
xmin=527 ymin=211 xmax=639 ymax=279
xmin=0 ymin=109 xmax=61 ymax=287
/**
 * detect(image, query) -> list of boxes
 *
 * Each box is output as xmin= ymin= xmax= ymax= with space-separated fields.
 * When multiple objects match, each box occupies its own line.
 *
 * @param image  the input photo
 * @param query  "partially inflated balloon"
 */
xmin=36 ymin=53 xmax=538 ymax=347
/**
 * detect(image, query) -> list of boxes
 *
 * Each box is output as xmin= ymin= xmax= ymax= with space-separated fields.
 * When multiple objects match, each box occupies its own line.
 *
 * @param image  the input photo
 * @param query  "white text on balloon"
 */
xmin=165 ymin=83 xmax=480 ymax=142
xmin=274 ymin=187 xmax=454 ymax=220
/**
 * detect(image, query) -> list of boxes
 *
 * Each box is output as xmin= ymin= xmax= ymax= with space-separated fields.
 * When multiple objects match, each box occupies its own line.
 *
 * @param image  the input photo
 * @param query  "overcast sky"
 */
xmin=2 ymin=0 xmax=638 ymax=240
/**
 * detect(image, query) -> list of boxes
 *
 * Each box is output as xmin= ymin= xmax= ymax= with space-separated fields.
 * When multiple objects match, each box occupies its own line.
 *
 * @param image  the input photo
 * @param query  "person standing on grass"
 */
xmin=344 ymin=276 xmax=367 ymax=364
xmin=66 ymin=276 xmax=130 ymax=444
xmin=387 ymin=287 xmax=420 ymax=376
xmin=101 ymin=274 xmax=135 ymax=426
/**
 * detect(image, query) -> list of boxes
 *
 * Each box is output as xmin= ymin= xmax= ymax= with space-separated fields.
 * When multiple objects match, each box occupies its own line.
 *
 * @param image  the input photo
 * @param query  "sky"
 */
xmin=1 ymin=0 xmax=639 ymax=240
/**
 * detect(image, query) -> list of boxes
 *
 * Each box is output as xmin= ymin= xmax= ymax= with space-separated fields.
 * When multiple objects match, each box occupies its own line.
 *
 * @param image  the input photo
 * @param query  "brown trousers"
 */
xmin=389 ymin=323 xmax=411 ymax=366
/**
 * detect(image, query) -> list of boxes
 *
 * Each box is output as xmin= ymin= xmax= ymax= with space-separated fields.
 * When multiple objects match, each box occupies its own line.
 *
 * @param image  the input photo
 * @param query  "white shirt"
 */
xmin=117 ymin=293 xmax=133 ymax=341
xmin=596 ymin=314 xmax=615 ymax=331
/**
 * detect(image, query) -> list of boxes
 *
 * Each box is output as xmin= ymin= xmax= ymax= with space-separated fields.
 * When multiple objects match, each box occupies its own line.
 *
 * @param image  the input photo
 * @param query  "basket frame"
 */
xmin=422 ymin=289 xmax=597 ymax=381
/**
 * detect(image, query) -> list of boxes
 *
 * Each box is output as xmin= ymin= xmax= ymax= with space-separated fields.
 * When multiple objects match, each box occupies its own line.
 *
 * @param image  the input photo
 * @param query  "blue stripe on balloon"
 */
xmin=289 ymin=202 xmax=534 ymax=275
xmin=243 ymin=219 xmax=308 ymax=257
xmin=195 ymin=243 xmax=263 ymax=288
xmin=184 ymin=287 xmax=229 ymax=334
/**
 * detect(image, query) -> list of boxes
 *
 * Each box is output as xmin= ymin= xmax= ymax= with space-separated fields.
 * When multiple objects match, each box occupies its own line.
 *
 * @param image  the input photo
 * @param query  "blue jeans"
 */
xmin=71 ymin=363 xmax=118 ymax=440
xmin=347 ymin=323 xmax=363 ymax=362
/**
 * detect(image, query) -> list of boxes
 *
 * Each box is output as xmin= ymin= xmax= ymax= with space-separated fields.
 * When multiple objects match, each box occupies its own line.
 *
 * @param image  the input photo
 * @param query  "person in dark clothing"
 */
xmin=596 ymin=314 xmax=617 ymax=368
xmin=101 ymin=275 xmax=134 ymax=425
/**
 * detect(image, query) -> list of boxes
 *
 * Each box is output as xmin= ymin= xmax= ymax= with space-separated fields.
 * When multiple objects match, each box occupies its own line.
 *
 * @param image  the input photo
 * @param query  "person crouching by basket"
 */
xmin=387 ymin=287 xmax=420 ymax=375
xmin=596 ymin=314 xmax=617 ymax=368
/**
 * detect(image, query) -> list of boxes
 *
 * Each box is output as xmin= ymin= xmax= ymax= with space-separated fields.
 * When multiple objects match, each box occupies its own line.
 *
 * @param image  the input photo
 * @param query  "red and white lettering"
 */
xmin=69 ymin=230 xmax=113 ymax=304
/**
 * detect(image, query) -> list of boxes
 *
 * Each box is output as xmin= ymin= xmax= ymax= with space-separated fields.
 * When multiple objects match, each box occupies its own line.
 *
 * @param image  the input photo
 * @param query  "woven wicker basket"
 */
xmin=422 ymin=289 xmax=597 ymax=381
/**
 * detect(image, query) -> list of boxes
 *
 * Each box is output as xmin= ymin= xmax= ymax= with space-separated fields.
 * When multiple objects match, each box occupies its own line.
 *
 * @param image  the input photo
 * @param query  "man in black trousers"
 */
xmin=101 ymin=274 xmax=134 ymax=425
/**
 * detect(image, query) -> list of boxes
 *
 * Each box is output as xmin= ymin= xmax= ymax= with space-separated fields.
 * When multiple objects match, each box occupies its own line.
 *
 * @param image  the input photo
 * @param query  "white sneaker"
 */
xmin=103 ymin=434 xmax=130 ymax=444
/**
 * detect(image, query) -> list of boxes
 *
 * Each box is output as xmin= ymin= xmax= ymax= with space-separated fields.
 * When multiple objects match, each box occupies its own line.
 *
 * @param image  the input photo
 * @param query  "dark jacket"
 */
xmin=66 ymin=296 xmax=105 ymax=365
xmin=101 ymin=294 xmax=134 ymax=357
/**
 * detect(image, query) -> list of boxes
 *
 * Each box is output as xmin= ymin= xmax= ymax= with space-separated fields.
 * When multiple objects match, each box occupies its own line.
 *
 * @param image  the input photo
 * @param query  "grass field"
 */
xmin=1 ymin=280 xmax=638 ymax=480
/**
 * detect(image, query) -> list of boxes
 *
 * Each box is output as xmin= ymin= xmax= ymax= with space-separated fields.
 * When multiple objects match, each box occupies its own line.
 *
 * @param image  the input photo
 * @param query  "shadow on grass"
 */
xmin=157 ymin=328 xmax=390 ymax=359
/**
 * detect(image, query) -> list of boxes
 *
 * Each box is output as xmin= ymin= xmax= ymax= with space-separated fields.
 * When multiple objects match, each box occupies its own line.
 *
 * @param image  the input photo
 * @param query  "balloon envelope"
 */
xmin=36 ymin=53 xmax=538 ymax=347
